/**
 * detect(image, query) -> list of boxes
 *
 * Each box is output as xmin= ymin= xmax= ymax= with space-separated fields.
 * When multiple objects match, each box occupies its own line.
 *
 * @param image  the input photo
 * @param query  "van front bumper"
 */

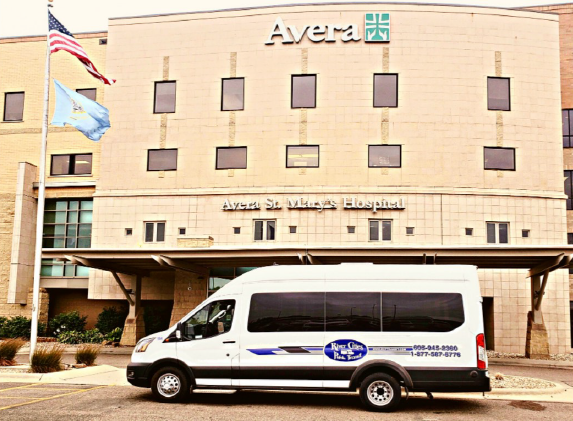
xmin=126 ymin=363 xmax=151 ymax=388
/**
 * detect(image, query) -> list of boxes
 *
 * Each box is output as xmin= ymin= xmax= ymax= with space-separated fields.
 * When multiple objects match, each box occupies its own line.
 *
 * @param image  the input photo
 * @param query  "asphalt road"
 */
xmin=0 ymin=381 xmax=571 ymax=420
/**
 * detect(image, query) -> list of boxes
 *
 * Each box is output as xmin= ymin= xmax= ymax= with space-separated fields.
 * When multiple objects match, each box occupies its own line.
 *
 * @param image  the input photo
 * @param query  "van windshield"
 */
xmin=182 ymin=299 xmax=235 ymax=340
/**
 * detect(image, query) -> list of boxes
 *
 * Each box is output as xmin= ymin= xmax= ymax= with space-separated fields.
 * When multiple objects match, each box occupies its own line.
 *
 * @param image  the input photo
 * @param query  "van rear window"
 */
xmin=248 ymin=292 xmax=324 ymax=332
xmin=382 ymin=293 xmax=464 ymax=332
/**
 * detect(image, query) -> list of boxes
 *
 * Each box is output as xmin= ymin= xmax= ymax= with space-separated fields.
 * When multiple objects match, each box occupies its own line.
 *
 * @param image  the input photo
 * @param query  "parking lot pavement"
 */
xmin=0 ymin=383 xmax=571 ymax=421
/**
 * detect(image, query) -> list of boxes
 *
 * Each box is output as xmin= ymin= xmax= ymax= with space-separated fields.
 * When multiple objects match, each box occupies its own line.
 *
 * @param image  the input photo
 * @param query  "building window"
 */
xmin=522 ymin=229 xmax=530 ymax=238
xmin=40 ymin=259 xmax=89 ymax=277
xmin=209 ymin=267 xmax=256 ymax=296
xmin=3 ymin=92 xmax=24 ymax=121
xmin=76 ymin=88 xmax=96 ymax=101
xmin=50 ymin=154 xmax=92 ymax=176
xmin=347 ymin=226 xmax=356 ymax=234
xmin=373 ymin=74 xmax=398 ymax=107
xmin=221 ymin=78 xmax=244 ymax=111
xmin=369 ymin=220 xmax=392 ymax=241
xmin=368 ymin=145 xmax=401 ymax=168
xmin=563 ymin=110 xmax=573 ymax=148
xmin=154 ymin=81 xmax=176 ymax=113
xmin=233 ymin=227 xmax=241 ymax=234
xmin=43 ymin=199 xmax=93 ymax=248
xmin=291 ymin=75 xmax=316 ymax=108
xmin=565 ymin=171 xmax=573 ymax=210
xmin=125 ymin=228 xmax=132 ymax=236
xmin=466 ymin=228 xmax=473 ymax=236
xmin=487 ymin=222 xmax=509 ymax=244
xmin=487 ymin=77 xmax=510 ymax=111
xmin=179 ymin=227 xmax=186 ymax=235
xmin=216 ymin=147 xmax=247 ymax=169
xmin=286 ymin=145 xmax=319 ymax=168
xmin=289 ymin=226 xmax=297 ymax=234
xmin=147 ymin=149 xmax=177 ymax=171
xmin=406 ymin=227 xmax=414 ymax=235
xmin=484 ymin=147 xmax=515 ymax=171
xmin=145 ymin=222 xmax=165 ymax=243
xmin=254 ymin=220 xmax=276 ymax=241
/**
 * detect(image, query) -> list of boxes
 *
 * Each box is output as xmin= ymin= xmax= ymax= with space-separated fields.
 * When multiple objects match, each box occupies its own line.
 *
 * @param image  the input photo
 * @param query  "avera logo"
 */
xmin=365 ymin=13 xmax=390 ymax=42
xmin=324 ymin=339 xmax=368 ymax=362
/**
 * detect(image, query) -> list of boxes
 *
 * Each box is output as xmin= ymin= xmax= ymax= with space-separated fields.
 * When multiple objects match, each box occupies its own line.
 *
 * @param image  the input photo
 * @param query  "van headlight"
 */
xmin=135 ymin=338 xmax=154 ymax=353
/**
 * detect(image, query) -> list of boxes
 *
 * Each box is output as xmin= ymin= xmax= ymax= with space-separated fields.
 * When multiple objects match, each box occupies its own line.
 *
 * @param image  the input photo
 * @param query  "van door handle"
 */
xmin=223 ymin=341 xmax=236 ymax=344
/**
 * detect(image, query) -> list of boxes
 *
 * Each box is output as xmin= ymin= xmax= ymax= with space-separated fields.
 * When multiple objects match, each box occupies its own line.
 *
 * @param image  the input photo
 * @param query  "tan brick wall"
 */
xmin=0 ymin=32 xmax=107 ymax=317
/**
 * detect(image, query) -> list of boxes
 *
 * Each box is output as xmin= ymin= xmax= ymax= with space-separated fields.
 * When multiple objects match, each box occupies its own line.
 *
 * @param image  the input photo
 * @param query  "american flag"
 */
xmin=48 ymin=11 xmax=115 ymax=85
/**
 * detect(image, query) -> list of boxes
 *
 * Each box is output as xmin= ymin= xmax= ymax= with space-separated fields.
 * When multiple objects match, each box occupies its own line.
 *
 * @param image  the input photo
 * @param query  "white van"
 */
xmin=127 ymin=264 xmax=490 ymax=411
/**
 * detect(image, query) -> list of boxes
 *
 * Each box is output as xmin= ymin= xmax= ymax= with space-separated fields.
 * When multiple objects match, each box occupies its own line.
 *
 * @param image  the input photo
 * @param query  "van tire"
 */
xmin=151 ymin=366 xmax=190 ymax=403
xmin=359 ymin=373 xmax=401 ymax=412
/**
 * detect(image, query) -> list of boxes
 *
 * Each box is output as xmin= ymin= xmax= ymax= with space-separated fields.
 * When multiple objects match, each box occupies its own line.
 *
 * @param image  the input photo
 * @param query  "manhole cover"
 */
xmin=509 ymin=401 xmax=546 ymax=411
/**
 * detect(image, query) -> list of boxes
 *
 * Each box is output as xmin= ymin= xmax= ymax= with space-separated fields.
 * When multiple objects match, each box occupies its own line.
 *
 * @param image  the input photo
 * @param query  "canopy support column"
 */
xmin=120 ymin=274 xmax=145 ymax=346
xmin=525 ymin=272 xmax=550 ymax=359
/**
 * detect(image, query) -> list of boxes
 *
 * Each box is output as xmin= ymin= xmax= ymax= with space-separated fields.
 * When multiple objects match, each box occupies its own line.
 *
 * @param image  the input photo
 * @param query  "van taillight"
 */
xmin=476 ymin=333 xmax=487 ymax=369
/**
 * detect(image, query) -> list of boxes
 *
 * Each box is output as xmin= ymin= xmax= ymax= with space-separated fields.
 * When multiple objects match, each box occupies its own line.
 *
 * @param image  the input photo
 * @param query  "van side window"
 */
xmin=326 ymin=292 xmax=381 ymax=331
xmin=381 ymin=293 xmax=464 ymax=332
xmin=182 ymin=299 xmax=235 ymax=340
xmin=248 ymin=293 xmax=324 ymax=332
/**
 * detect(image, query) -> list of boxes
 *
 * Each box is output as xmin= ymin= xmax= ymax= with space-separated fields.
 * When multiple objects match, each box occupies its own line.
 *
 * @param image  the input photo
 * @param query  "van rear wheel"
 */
xmin=151 ymin=366 xmax=190 ymax=403
xmin=359 ymin=373 xmax=401 ymax=412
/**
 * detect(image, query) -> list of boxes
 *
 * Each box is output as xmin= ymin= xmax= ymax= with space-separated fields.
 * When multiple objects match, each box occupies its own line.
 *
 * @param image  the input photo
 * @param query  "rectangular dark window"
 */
xmin=43 ymin=200 xmax=93 ymax=248
xmin=369 ymin=220 xmax=392 ymax=241
xmin=179 ymin=227 xmax=186 ymax=235
xmin=522 ymin=229 xmax=530 ymax=238
xmin=566 ymin=171 xmax=573 ymax=210
xmin=147 ymin=149 xmax=177 ymax=171
xmin=487 ymin=77 xmax=510 ymax=111
xmin=291 ymin=75 xmax=316 ymax=108
xmin=382 ymin=293 xmax=465 ymax=332
xmin=368 ymin=145 xmax=401 ymax=168
xmin=248 ymin=292 xmax=324 ymax=332
xmin=216 ymin=147 xmax=247 ymax=169
xmin=50 ymin=154 xmax=92 ymax=176
xmin=373 ymin=74 xmax=398 ymax=107
xmin=406 ymin=227 xmax=414 ymax=235
xmin=3 ymin=92 xmax=24 ymax=121
xmin=326 ymin=292 xmax=380 ymax=332
xmin=289 ymin=226 xmax=297 ymax=234
xmin=286 ymin=145 xmax=319 ymax=168
xmin=563 ymin=110 xmax=573 ymax=148
xmin=41 ymin=259 xmax=89 ymax=277
xmin=221 ymin=78 xmax=244 ymax=111
xmin=144 ymin=222 xmax=165 ymax=243
xmin=484 ymin=147 xmax=515 ymax=171
xmin=347 ymin=226 xmax=355 ymax=234
xmin=154 ymin=81 xmax=176 ymax=113
xmin=254 ymin=220 xmax=275 ymax=241
xmin=466 ymin=228 xmax=473 ymax=236
xmin=487 ymin=222 xmax=509 ymax=244
xmin=233 ymin=227 xmax=240 ymax=234
xmin=76 ymin=88 xmax=96 ymax=101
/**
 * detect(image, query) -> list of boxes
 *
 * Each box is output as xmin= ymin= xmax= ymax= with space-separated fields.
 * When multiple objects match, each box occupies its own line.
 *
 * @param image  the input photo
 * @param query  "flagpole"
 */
xmin=30 ymin=1 xmax=53 ymax=364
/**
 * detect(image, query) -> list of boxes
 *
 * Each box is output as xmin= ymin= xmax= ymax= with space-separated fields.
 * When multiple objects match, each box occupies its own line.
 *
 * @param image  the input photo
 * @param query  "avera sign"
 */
xmin=265 ymin=13 xmax=390 ymax=45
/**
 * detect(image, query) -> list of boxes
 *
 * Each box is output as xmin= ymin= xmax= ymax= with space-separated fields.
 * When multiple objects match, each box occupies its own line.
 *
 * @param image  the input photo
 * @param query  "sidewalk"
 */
xmin=16 ymin=346 xmax=135 ymax=355
xmin=0 ymin=365 xmax=130 ymax=386
xmin=490 ymin=357 xmax=573 ymax=369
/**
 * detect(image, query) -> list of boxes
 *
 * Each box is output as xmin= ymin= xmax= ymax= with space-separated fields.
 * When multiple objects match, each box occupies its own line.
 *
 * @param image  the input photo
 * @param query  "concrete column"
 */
xmin=120 ymin=275 xmax=146 ymax=346
xmin=525 ymin=275 xmax=550 ymax=359
xmin=170 ymin=269 xmax=208 ymax=325
xmin=27 ymin=287 xmax=49 ymax=333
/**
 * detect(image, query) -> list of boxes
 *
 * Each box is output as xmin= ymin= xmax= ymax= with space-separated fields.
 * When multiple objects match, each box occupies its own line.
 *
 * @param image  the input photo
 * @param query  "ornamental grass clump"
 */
xmin=30 ymin=344 xmax=64 ymax=373
xmin=74 ymin=344 xmax=100 ymax=366
xmin=0 ymin=338 xmax=25 ymax=366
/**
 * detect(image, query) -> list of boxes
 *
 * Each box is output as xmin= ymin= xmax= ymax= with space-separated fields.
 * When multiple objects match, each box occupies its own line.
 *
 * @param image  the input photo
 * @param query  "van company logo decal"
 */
xmin=324 ymin=339 xmax=367 ymax=362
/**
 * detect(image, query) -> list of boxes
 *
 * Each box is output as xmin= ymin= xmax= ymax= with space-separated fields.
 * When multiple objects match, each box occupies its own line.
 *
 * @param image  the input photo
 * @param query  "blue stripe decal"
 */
xmin=248 ymin=348 xmax=283 ymax=355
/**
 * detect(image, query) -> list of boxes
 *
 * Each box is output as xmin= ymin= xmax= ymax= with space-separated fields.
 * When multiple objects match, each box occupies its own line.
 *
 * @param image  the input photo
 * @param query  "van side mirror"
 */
xmin=176 ymin=322 xmax=182 ymax=340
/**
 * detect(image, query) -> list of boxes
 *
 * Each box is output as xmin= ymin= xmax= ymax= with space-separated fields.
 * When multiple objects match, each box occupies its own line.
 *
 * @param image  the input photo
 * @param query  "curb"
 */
xmin=487 ymin=381 xmax=568 ymax=396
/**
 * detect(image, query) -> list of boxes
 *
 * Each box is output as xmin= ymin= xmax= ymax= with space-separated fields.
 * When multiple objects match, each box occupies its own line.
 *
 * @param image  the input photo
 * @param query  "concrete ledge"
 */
xmin=17 ymin=346 xmax=134 ymax=355
xmin=490 ymin=358 xmax=573 ymax=369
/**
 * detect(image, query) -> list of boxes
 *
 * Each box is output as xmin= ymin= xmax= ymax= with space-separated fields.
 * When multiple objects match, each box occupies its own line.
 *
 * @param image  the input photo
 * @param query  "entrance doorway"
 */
xmin=482 ymin=297 xmax=495 ymax=350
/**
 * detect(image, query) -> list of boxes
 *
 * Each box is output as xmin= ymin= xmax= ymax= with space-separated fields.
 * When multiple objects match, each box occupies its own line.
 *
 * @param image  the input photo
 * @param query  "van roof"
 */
xmin=215 ymin=264 xmax=477 ymax=295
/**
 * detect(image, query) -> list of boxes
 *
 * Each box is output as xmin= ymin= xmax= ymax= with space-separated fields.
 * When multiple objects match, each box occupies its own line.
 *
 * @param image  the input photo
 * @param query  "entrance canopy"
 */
xmin=43 ymin=245 xmax=573 ymax=278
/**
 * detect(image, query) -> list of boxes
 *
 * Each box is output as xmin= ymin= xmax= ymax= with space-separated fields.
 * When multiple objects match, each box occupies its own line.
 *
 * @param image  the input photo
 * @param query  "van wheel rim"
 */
xmin=157 ymin=373 xmax=181 ymax=398
xmin=367 ymin=380 xmax=393 ymax=406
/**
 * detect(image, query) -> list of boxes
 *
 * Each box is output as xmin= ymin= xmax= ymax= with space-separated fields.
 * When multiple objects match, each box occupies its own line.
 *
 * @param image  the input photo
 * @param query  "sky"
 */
xmin=0 ymin=0 xmax=571 ymax=38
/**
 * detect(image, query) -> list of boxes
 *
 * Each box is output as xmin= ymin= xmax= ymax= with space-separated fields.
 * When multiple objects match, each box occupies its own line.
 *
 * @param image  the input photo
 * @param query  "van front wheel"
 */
xmin=359 ymin=373 xmax=401 ymax=412
xmin=151 ymin=366 xmax=190 ymax=403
